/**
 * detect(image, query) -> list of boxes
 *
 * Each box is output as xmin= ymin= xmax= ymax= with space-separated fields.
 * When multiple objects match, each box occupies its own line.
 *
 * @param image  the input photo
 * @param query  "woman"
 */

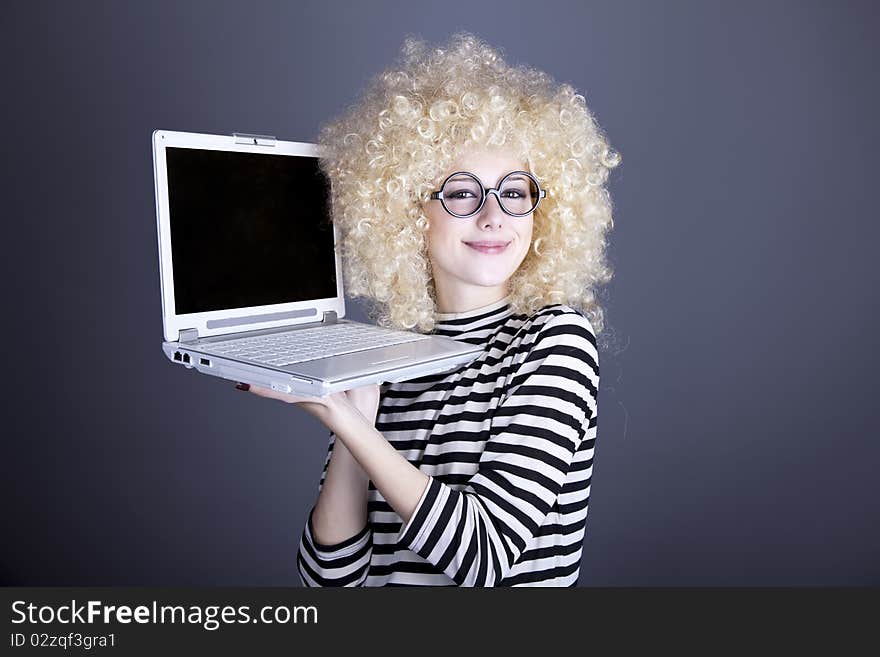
xmin=239 ymin=32 xmax=620 ymax=586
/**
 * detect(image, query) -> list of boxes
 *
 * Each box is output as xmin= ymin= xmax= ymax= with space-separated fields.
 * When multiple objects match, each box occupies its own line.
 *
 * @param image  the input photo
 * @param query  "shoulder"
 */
xmin=522 ymin=304 xmax=598 ymax=350
xmin=500 ymin=303 xmax=599 ymax=377
xmin=501 ymin=304 xmax=600 ymax=414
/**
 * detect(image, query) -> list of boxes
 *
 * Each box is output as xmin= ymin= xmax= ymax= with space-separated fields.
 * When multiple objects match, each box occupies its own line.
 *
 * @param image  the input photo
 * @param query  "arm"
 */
xmin=311 ymin=385 xmax=381 ymax=542
xmin=296 ymin=389 xmax=379 ymax=587
xmin=394 ymin=312 xmax=599 ymax=585
xmin=243 ymin=380 xmax=414 ymax=587
xmin=297 ymin=432 xmax=374 ymax=587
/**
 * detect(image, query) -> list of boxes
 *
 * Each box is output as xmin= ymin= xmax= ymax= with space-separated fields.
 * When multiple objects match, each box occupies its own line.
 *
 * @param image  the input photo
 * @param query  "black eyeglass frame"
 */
xmin=429 ymin=170 xmax=547 ymax=218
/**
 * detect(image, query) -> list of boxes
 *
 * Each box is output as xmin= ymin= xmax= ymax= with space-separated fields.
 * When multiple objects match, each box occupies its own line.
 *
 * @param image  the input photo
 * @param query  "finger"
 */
xmin=235 ymin=382 xmax=328 ymax=405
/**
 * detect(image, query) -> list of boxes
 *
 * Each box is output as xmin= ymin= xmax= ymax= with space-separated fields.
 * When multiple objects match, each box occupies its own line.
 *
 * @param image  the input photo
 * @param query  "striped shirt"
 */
xmin=296 ymin=295 xmax=599 ymax=586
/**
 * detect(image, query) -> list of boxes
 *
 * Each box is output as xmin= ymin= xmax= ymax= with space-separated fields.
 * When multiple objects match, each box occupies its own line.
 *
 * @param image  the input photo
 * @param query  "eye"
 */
xmin=447 ymin=189 xmax=478 ymax=198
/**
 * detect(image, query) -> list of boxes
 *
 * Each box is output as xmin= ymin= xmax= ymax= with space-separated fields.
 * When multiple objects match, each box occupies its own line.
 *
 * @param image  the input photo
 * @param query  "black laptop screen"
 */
xmin=165 ymin=147 xmax=337 ymax=315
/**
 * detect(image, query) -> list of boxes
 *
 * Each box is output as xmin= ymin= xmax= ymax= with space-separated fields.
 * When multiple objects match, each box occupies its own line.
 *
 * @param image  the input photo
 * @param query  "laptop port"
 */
xmin=182 ymin=353 xmax=191 ymax=364
xmin=199 ymin=357 xmax=211 ymax=366
xmin=173 ymin=351 xmax=182 ymax=362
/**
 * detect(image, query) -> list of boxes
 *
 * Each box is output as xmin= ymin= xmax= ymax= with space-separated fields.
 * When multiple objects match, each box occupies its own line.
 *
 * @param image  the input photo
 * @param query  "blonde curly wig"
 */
xmin=316 ymin=31 xmax=621 ymax=335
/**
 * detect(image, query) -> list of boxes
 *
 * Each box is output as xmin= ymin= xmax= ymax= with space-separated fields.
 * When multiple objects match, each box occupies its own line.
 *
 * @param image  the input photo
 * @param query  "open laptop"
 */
xmin=152 ymin=129 xmax=482 ymax=397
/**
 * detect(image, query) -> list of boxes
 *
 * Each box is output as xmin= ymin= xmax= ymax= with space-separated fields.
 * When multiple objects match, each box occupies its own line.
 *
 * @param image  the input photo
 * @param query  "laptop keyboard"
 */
xmin=195 ymin=322 xmax=431 ymax=366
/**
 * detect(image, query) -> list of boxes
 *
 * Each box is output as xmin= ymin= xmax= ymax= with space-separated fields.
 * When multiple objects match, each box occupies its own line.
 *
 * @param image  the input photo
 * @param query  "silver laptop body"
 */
xmin=153 ymin=129 xmax=482 ymax=397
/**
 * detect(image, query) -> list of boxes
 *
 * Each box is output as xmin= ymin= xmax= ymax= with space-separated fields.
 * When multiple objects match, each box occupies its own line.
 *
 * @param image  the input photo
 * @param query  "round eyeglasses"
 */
xmin=429 ymin=170 xmax=547 ymax=218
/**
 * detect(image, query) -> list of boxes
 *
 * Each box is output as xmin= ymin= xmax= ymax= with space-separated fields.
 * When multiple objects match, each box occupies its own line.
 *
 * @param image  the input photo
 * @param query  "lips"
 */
xmin=464 ymin=241 xmax=510 ymax=254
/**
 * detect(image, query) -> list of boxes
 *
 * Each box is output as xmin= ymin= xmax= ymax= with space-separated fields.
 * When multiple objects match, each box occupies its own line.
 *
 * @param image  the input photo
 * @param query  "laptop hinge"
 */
xmin=322 ymin=311 xmax=338 ymax=324
xmin=233 ymin=132 xmax=276 ymax=147
xmin=179 ymin=328 xmax=199 ymax=343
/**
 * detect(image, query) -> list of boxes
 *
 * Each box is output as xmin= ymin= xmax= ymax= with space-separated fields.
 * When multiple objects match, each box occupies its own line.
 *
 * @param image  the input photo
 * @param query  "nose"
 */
xmin=477 ymin=193 xmax=505 ymax=230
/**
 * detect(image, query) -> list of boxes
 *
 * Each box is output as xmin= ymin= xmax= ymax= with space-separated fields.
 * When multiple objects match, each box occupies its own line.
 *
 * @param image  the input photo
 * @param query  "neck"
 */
xmin=434 ymin=284 xmax=510 ymax=315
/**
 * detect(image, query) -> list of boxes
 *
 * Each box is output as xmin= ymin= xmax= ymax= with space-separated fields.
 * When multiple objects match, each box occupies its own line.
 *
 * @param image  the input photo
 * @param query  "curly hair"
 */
xmin=316 ymin=31 xmax=621 ymax=336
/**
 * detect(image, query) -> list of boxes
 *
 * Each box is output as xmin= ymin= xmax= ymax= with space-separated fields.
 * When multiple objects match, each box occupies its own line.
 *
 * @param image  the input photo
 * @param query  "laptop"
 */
xmin=152 ymin=129 xmax=482 ymax=397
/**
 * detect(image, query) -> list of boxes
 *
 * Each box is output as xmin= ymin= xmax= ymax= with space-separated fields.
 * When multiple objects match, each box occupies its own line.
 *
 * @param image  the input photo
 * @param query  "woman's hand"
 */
xmin=235 ymin=381 xmax=381 ymax=427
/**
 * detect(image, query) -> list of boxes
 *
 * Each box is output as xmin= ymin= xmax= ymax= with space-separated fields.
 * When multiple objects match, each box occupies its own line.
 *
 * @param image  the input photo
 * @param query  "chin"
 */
xmin=463 ymin=270 xmax=516 ymax=287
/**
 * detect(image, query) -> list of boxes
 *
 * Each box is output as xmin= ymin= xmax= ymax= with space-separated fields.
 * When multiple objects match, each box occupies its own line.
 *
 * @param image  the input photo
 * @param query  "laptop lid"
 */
xmin=153 ymin=130 xmax=345 ymax=342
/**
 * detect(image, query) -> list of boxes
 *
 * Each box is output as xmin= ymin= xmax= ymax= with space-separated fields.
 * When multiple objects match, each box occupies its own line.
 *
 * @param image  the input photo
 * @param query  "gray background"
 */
xmin=2 ymin=0 xmax=877 ymax=586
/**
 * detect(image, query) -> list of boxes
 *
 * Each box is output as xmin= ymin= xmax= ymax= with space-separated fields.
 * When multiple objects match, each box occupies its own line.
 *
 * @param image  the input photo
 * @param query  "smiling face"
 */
xmin=424 ymin=147 xmax=534 ymax=313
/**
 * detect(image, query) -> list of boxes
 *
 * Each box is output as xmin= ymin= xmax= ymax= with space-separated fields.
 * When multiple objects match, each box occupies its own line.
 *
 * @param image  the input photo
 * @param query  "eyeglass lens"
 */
xmin=443 ymin=173 xmax=539 ymax=217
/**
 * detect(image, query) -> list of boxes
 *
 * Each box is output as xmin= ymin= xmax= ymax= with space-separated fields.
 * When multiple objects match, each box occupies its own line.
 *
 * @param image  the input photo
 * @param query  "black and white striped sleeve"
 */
xmin=395 ymin=310 xmax=599 ymax=586
xmin=296 ymin=433 xmax=373 ymax=587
